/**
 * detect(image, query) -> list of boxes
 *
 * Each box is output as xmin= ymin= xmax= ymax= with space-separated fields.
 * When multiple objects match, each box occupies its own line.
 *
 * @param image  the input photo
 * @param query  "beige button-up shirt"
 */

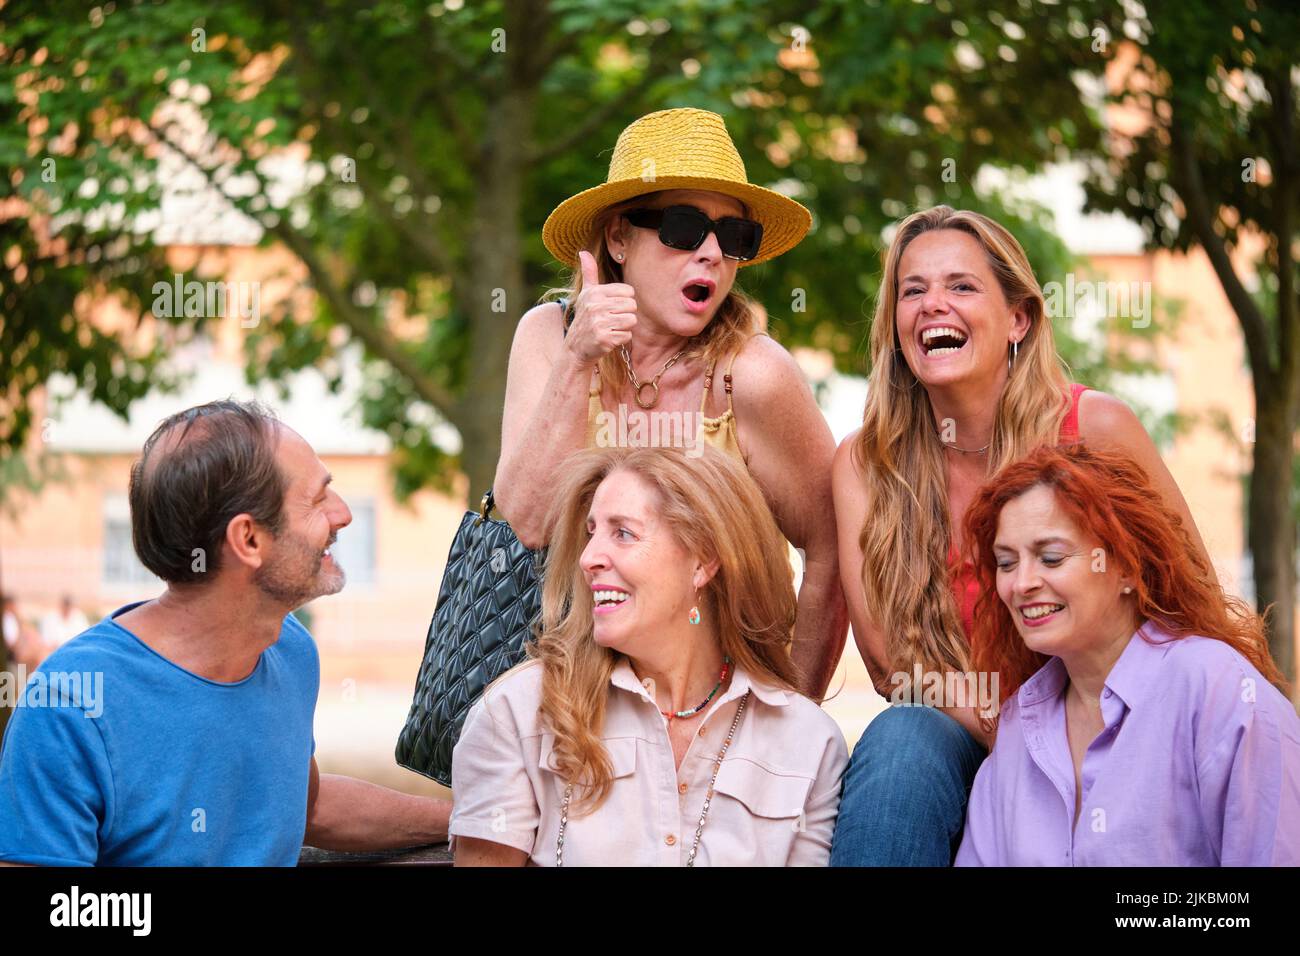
xmin=449 ymin=657 xmax=848 ymax=866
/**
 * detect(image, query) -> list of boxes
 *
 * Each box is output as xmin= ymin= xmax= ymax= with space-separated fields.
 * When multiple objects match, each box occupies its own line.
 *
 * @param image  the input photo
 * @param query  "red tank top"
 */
xmin=949 ymin=383 xmax=1089 ymax=639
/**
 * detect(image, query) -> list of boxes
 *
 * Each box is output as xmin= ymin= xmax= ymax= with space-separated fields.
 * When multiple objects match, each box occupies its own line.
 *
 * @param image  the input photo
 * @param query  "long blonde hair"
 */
xmin=543 ymin=193 xmax=764 ymax=389
xmin=525 ymin=445 xmax=800 ymax=814
xmin=853 ymin=205 xmax=1072 ymax=679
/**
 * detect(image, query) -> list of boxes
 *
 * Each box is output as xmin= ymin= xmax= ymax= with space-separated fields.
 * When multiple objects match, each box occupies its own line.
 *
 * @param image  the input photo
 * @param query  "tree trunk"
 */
xmin=453 ymin=84 xmax=535 ymax=509
xmin=1248 ymin=389 xmax=1297 ymax=696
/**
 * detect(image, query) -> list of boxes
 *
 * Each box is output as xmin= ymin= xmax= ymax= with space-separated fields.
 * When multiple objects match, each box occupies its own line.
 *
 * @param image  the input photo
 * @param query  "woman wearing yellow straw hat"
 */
xmin=494 ymin=107 xmax=846 ymax=699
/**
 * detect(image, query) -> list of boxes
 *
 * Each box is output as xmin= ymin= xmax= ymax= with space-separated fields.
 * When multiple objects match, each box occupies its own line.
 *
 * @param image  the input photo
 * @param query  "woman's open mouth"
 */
xmin=920 ymin=326 xmax=969 ymax=358
xmin=593 ymin=588 xmax=631 ymax=616
xmin=1019 ymin=602 xmax=1065 ymax=627
xmin=680 ymin=279 xmax=715 ymax=314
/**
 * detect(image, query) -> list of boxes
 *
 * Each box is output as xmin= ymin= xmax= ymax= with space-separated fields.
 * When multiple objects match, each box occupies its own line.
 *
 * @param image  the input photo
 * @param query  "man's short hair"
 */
xmin=129 ymin=400 xmax=288 ymax=584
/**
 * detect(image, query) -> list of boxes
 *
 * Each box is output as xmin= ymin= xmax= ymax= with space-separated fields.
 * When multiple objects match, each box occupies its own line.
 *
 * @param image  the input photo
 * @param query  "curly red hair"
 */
xmin=962 ymin=442 xmax=1288 ymax=723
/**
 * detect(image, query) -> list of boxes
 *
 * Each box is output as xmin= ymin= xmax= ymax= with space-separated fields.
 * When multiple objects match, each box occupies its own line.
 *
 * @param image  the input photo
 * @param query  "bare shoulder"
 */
xmin=1077 ymin=388 xmax=1144 ymax=439
xmin=512 ymin=300 xmax=568 ymax=360
xmin=729 ymin=332 xmax=807 ymax=400
xmin=832 ymin=428 xmax=871 ymax=512
xmin=832 ymin=427 xmax=865 ymax=482
xmin=726 ymin=333 xmax=822 ymax=439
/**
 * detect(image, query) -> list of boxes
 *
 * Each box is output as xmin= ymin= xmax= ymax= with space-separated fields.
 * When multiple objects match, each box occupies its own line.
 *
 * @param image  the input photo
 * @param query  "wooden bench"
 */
xmin=298 ymin=843 xmax=453 ymax=866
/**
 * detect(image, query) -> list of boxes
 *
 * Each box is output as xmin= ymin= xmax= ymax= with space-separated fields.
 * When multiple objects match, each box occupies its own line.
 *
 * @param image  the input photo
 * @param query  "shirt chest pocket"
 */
xmin=704 ymin=758 xmax=815 ymax=865
xmin=537 ymin=734 xmax=639 ymax=782
xmin=712 ymin=758 xmax=813 ymax=820
xmin=535 ymin=736 xmax=641 ymax=865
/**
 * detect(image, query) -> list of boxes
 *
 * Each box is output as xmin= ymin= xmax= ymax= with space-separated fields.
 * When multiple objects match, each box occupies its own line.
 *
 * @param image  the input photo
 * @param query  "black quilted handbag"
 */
xmin=395 ymin=488 xmax=545 ymax=786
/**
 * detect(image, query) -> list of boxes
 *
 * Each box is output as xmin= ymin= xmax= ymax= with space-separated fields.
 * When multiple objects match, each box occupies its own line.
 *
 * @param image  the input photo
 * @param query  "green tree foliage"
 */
xmin=1076 ymin=0 xmax=1299 ymax=683
xmin=4 ymin=0 xmax=1168 ymax=504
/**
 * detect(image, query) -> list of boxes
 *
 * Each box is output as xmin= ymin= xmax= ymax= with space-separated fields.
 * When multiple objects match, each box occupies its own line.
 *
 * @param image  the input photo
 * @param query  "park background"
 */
xmin=2 ymin=0 xmax=1297 ymax=805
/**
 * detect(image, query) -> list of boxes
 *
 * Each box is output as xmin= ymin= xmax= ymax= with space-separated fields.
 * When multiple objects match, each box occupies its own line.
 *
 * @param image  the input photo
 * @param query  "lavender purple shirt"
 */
xmin=956 ymin=622 xmax=1300 ymax=866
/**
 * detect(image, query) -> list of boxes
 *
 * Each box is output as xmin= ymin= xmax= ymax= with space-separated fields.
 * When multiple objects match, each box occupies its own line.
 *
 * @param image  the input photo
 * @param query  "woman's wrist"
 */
xmin=558 ymin=341 xmax=599 ymax=375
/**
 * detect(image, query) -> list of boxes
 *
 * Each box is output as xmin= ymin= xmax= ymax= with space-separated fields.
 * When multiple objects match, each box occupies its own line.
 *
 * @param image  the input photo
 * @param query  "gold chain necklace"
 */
xmin=620 ymin=344 xmax=687 ymax=409
xmin=555 ymin=691 xmax=749 ymax=867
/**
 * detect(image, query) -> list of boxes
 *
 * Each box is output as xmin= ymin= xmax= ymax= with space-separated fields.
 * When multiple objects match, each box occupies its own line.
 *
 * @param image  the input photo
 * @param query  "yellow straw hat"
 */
xmin=542 ymin=108 xmax=812 ymax=269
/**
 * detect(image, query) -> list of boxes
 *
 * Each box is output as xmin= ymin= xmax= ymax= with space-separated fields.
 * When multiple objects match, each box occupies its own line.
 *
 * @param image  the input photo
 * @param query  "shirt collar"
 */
xmin=1101 ymin=619 xmax=1177 ymax=709
xmin=610 ymin=655 xmax=792 ymax=709
xmin=1017 ymin=619 xmax=1176 ymax=712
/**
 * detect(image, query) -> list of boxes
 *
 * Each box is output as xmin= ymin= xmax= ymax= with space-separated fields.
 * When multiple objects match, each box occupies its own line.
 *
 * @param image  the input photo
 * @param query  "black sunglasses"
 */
xmin=622 ymin=205 xmax=764 ymax=261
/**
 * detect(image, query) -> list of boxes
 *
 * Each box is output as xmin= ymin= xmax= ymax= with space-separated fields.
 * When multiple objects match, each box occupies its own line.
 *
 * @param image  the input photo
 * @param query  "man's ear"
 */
xmin=224 ymin=513 xmax=267 ymax=571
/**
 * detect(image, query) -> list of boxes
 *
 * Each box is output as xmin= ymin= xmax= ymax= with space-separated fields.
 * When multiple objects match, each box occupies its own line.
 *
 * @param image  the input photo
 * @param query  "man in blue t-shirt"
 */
xmin=0 ymin=400 xmax=450 ymax=866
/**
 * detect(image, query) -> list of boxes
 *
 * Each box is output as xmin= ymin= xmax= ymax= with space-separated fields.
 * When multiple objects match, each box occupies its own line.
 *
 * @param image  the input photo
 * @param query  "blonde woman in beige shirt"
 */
xmin=451 ymin=446 xmax=848 ymax=866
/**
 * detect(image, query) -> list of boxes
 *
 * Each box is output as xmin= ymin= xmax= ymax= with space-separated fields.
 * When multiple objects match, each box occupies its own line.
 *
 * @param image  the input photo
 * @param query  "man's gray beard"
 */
xmin=253 ymin=534 xmax=345 ymax=607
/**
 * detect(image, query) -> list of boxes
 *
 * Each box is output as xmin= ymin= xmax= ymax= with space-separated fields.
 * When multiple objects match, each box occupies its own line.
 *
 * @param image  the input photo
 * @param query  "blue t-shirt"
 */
xmin=0 ymin=602 xmax=319 ymax=866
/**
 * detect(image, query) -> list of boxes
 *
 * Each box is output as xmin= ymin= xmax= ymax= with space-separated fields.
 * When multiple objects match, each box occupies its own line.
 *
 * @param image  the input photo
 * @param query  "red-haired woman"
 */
xmin=956 ymin=443 xmax=1299 ymax=866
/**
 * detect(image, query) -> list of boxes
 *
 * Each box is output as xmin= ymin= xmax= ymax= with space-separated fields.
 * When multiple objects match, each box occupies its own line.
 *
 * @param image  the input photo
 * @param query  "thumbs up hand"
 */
xmin=566 ymin=250 xmax=637 ymax=365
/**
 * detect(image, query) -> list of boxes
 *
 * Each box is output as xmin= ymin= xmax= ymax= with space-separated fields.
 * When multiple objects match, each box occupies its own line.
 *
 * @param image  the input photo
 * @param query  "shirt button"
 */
xmin=1103 ymin=689 xmax=1112 ymax=699
xmin=678 ymin=783 xmax=688 ymax=795
xmin=665 ymin=834 xmax=677 ymax=846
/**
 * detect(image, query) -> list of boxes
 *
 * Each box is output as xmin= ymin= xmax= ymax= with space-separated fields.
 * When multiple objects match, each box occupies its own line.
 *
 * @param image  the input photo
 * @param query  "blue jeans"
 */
xmin=830 ymin=705 xmax=988 ymax=866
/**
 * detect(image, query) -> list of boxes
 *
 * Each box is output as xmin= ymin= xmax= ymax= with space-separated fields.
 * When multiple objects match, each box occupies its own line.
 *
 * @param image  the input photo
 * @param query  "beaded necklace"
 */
xmin=661 ymin=656 xmax=732 ymax=720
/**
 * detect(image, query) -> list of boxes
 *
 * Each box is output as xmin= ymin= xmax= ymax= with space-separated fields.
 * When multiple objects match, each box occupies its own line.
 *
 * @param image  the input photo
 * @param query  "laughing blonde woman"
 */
xmin=451 ymin=446 xmax=848 ymax=866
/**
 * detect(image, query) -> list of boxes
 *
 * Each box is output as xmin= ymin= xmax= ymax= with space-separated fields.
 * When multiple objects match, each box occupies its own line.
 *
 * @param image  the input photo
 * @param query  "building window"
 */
xmin=103 ymin=496 xmax=160 ymax=586
xmin=333 ymin=498 xmax=376 ymax=585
